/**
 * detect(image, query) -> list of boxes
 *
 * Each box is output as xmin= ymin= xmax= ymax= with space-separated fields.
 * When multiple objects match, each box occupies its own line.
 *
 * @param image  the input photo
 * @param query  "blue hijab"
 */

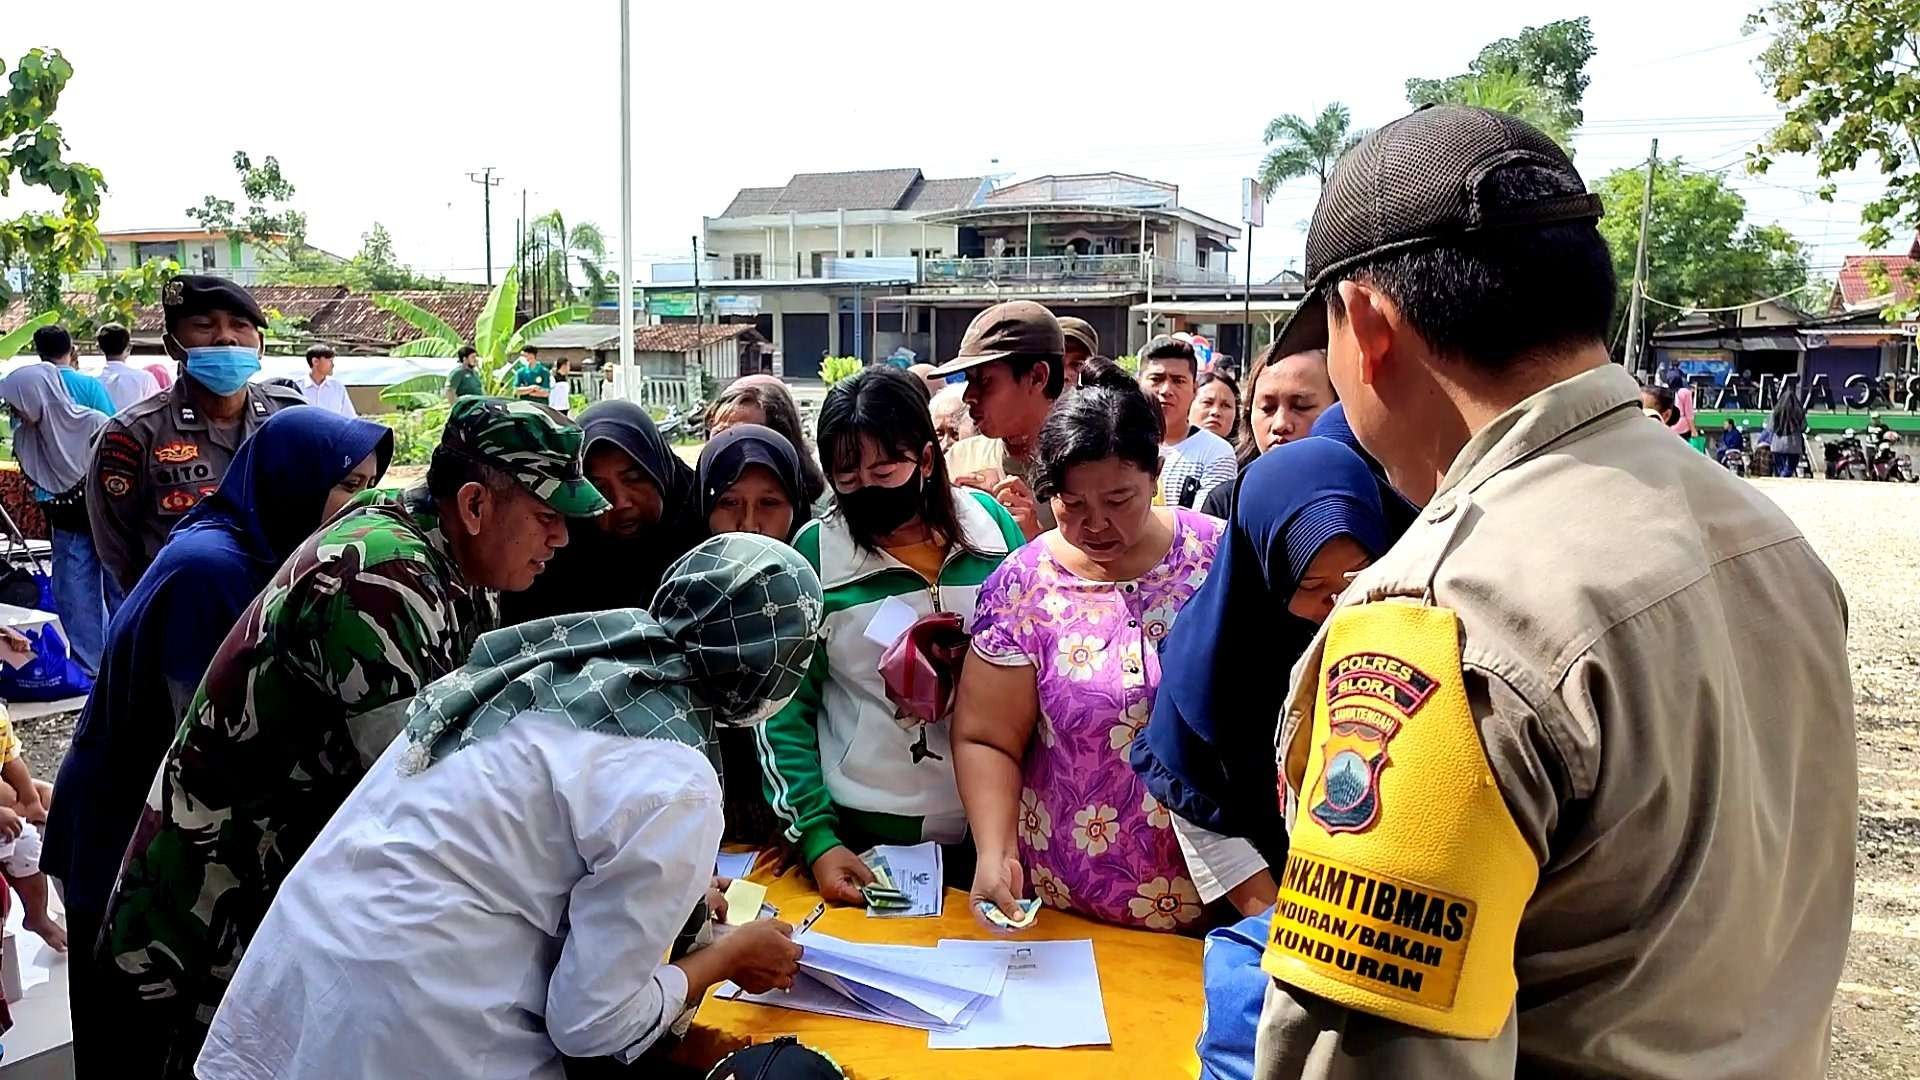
xmin=1131 ymin=436 xmax=1390 ymax=871
xmin=42 ymin=407 xmax=391 ymax=922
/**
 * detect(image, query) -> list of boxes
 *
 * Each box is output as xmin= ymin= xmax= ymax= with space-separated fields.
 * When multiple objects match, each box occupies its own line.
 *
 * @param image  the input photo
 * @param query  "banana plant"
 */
xmin=0 ymin=312 xmax=58 ymax=360
xmin=378 ymin=371 xmax=450 ymax=411
xmin=373 ymin=266 xmax=590 ymax=395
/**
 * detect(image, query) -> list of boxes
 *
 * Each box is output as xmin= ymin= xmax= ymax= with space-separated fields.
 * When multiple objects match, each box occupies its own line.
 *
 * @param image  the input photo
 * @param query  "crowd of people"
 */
xmin=0 ymin=102 xmax=1862 ymax=1080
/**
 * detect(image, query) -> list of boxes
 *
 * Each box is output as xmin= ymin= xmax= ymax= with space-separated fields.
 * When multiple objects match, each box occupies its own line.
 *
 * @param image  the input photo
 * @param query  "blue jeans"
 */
xmin=50 ymin=526 xmax=116 ymax=677
xmin=1773 ymin=452 xmax=1801 ymax=478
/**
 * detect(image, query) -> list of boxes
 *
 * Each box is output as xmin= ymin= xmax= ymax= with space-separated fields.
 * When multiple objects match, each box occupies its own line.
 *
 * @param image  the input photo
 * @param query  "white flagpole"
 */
xmin=617 ymin=0 xmax=635 ymax=402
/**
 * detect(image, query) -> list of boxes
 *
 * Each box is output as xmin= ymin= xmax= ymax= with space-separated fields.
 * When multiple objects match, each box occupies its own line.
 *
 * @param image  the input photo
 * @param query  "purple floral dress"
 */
xmin=970 ymin=508 xmax=1223 ymax=932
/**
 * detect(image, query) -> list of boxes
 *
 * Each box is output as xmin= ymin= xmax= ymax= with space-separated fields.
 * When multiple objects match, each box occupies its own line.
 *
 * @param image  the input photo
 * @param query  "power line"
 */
xmin=1639 ymin=280 xmax=1827 ymax=313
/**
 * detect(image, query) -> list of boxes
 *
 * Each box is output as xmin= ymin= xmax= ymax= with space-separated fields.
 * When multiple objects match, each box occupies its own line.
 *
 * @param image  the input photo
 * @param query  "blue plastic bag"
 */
xmin=0 ymin=570 xmax=94 ymax=701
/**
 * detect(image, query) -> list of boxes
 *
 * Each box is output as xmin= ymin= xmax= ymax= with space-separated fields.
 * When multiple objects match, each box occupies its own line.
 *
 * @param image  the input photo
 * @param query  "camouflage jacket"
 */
xmin=103 ymin=484 xmax=496 ymax=1062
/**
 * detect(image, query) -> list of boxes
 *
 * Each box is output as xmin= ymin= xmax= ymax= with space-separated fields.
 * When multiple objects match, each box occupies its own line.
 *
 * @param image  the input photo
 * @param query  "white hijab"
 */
xmin=0 ymin=362 xmax=106 ymax=493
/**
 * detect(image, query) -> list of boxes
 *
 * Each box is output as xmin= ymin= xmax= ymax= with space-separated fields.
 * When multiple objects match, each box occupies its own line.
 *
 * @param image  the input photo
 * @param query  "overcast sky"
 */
xmin=1 ymin=0 xmax=1891 ymax=290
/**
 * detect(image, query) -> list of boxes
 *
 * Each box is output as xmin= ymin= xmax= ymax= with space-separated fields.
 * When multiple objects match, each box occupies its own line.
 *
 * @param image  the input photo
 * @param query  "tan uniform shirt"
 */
xmin=87 ymin=378 xmax=305 ymax=591
xmin=1255 ymin=364 xmax=1855 ymax=1079
xmin=945 ymin=434 xmax=1055 ymax=530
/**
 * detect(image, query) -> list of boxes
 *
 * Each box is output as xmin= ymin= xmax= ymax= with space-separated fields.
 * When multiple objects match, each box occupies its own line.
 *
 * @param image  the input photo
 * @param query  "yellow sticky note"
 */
xmin=722 ymin=878 xmax=769 ymax=927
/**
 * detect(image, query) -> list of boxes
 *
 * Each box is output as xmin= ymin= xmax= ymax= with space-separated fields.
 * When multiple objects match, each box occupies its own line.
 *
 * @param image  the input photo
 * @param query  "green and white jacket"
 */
xmin=756 ymin=487 xmax=1023 ymax=865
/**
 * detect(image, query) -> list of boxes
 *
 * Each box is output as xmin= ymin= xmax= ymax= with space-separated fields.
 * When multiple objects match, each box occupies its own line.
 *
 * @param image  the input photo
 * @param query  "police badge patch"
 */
xmin=1309 ymin=653 xmax=1440 ymax=834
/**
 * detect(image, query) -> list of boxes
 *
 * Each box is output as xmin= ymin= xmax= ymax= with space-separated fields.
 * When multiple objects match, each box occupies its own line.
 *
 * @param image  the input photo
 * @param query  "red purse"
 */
xmin=877 ymin=610 xmax=971 ymax=732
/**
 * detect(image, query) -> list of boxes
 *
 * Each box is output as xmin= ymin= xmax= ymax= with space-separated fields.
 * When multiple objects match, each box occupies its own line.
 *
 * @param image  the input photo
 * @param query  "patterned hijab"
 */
xmin=399 ymin=533 xmax=823 ymax=774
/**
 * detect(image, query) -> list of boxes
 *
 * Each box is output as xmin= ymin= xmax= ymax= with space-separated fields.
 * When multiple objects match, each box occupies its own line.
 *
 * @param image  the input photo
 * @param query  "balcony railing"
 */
xmin=919 ymin=254 xmax=1234 ymax=287
xmin=71 ymin=266 xmax=273 ymax=286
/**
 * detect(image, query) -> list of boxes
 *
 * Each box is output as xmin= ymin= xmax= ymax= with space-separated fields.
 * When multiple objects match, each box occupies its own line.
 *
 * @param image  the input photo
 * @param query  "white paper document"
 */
xmin=927 ymin=939 xmax=1111 ymax=1050
xmin=862 ymin=594 xmax=920 ymax=648
xmin=863 ymin=842 xmax=944 ymax=919
xmin=717 ymin=932 xmax=1010 ymax=1031
xmin=714 ymin=849 xmax=760 ymax=880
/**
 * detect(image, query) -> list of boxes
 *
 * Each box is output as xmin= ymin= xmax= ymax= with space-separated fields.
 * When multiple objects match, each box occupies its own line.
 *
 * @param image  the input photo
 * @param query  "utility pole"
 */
xmin=617 ymin=0 xmax=634 ymax=402
xmin=691 ymin=234 xmax=701 ymax=329
xmin=1242 ymin=177 xmax=1264 ymax=363
xmin=1623 ymin=139 xmax=1658 ymax=373
xmin=467 ymin=167 xmax=501 ymax=286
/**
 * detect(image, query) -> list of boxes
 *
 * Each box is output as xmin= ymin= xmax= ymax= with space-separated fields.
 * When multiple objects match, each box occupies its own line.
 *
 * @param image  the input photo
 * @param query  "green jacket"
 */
xmin=757 ymin=488 xmax=1022 ymax=865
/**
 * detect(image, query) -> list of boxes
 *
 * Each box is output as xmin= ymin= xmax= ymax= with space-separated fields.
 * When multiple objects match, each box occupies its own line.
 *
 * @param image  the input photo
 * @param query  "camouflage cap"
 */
xmin=440 ymin=397 xmax=610 ymax=517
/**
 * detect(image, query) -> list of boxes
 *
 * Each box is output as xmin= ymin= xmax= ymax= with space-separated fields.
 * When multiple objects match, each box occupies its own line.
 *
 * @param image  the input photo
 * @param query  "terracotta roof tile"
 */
xmin=1 ymin=284 xmax=489 ymax=350
xmin=1835 ymin=254 xmax=1916 ymax=310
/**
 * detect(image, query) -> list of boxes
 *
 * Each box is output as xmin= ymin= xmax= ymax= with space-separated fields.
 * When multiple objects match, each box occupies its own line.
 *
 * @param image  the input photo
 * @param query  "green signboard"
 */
xmin=647 ymin=292 xmax=697 ymax=317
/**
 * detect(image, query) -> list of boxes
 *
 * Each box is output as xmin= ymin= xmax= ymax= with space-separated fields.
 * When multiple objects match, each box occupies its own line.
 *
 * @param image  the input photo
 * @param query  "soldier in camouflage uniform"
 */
xmin=97 ymin=397 xmax=608 ymax=1077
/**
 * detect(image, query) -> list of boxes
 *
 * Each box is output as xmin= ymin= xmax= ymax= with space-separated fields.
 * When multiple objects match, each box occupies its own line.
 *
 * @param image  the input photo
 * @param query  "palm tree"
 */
xmin=1428 ymin=67 xmax=1571 ymax=146
xmin=1259 ymin=103 xmax=1367 ymax=193
xmin=522 ymin=211 xmax=616 ymax=307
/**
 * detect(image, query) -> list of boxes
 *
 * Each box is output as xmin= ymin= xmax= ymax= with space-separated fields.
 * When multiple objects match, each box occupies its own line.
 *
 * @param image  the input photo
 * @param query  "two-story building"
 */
xmin=683 ymin=168 xmax=987 ymax=379
xmin=903 ymin=172 xmax=1264 ymax=362
xmin=641 ymin=167 xmax=1292 ymax=379
xmin=92 ymin=227 xmax=284 ymax=284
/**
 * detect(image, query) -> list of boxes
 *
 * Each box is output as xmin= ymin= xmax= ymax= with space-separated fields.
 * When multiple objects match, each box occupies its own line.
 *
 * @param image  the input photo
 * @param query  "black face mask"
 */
xmin=840 ymin=467 xmax=924 ymax=537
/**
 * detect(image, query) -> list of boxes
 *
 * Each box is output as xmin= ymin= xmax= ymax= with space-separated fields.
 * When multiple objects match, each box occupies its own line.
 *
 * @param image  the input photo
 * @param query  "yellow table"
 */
xmin=676 ymin=867 xmax=1205 ymax=1079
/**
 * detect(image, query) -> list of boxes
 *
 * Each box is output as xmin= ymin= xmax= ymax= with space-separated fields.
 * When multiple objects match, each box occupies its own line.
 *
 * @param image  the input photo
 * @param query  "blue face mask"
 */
xmin=183 ymin=345 xmax=262 ymax=395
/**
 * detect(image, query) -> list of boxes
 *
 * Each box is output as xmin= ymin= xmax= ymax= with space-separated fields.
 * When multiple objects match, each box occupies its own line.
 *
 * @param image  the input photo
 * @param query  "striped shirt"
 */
xmin=1159 ymin=427 xmax=1237 ymax=510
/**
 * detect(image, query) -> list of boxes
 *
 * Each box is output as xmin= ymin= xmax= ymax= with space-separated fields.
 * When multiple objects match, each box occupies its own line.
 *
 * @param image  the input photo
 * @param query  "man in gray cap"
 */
xmin=87 ymin=275 xmax=305 ymax=590
xmin=934 ymin=301 xmax=1065 ymax=539
xmin=1245 ymin=106 xmax=1853 ymax=1078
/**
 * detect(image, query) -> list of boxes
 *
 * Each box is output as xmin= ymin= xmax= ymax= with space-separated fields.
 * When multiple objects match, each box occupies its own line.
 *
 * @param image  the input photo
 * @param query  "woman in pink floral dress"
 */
xmin=955 ymin=360 xmax=1223 ymax=932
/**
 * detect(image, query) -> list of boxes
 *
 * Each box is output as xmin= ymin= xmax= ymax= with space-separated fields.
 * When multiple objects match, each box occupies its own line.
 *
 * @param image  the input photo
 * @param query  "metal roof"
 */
xmin=716 ymin=169 xmax=986 ymax=218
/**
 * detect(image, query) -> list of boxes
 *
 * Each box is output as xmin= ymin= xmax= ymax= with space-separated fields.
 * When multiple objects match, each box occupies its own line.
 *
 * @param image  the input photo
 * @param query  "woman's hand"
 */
xmin=0 ymin=626 xmax=31 ymax=668
xmin=809 ymin=845 xmax=876 ymax=906
xmin=969 ymin=849 xmax=1027 ymax=930
xmin=706 ymin=877 xmax=731 ymax=923
xmin=0 ymin=805 xmax=21 ymax=840
xmin=717 ymin=919 xmax=803 ymax=994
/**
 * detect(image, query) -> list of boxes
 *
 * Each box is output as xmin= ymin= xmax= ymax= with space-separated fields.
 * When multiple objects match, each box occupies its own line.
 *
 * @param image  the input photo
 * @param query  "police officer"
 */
xmin=86 ymin=275 xmax=304 ymax=591
xmin=1250 ymin=106 xmax=1855 ymax=1078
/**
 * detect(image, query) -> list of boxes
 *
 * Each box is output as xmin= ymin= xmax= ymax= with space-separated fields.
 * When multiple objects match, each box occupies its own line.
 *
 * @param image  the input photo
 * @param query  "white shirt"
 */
xmin=1158 ymin=426 xmax=1237 ymax=510
xmin=96 ymin=358 xmax=159 ymax=413
xmin=197 ymin=720 xmax=724 ymax=1080
xmin=297 ymin=372 xmax=358 ymax=417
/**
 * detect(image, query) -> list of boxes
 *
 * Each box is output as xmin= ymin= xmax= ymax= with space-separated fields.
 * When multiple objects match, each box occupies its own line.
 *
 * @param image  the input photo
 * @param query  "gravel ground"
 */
xmin=9 ymin=475 xmax=1917 ymax=1076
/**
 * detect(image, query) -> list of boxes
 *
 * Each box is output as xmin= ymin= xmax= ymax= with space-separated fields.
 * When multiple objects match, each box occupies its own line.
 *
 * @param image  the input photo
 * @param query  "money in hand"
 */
xmin=977 ymin=897 xmax=1041 ymax=930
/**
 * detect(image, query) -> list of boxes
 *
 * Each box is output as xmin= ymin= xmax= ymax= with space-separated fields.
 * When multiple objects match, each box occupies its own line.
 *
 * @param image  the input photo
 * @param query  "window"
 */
xmin=844 ymin=250 xmax=855 ymax=259
xmin=732 ymin=253 xmax=763 ymax=279
xmin=201 ymin=244 xmax=217 ymax=269
xmin=863 ymin=250 xmax=873 ymax=259
xmin=810 ymin=252 xmax=826 ymax=277
xmin=926 ymin=248 xmax=943 ymax=258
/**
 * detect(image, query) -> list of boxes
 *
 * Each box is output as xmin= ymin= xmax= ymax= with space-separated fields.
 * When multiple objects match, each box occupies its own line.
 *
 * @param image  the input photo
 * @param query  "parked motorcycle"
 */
xmin=1824 ymin=431 xmax=1870 ymax=480
xmin=656 ymin=402 xmax=698 ymax=441
xmin=1868 ymin=430 xmax=1918 ymax=483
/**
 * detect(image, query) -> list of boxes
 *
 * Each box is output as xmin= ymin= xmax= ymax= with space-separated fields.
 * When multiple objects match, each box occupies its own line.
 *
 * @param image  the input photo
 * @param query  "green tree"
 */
xmin=1749 ymin=0 xmax=1920 ymax=312
xmin=1258 ymin=103 xmax=1366 ymax=192
xmin=186 ymin=151 xmax=307 ymax=257
xmin=1417 ymin=67 xmax=1572 ymax=145
xmin=1407 ymin=17 xmax=1595 ymax=144
xmin=1597 ymin=160 xmax=1811 ymax=340
xmin=346 ymin=223 xmax=444 ymax=291
xmin=0 ymin=47 xmax=106 ymax=312
xmin=522 ymin=211 xmax=614 ymax=306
